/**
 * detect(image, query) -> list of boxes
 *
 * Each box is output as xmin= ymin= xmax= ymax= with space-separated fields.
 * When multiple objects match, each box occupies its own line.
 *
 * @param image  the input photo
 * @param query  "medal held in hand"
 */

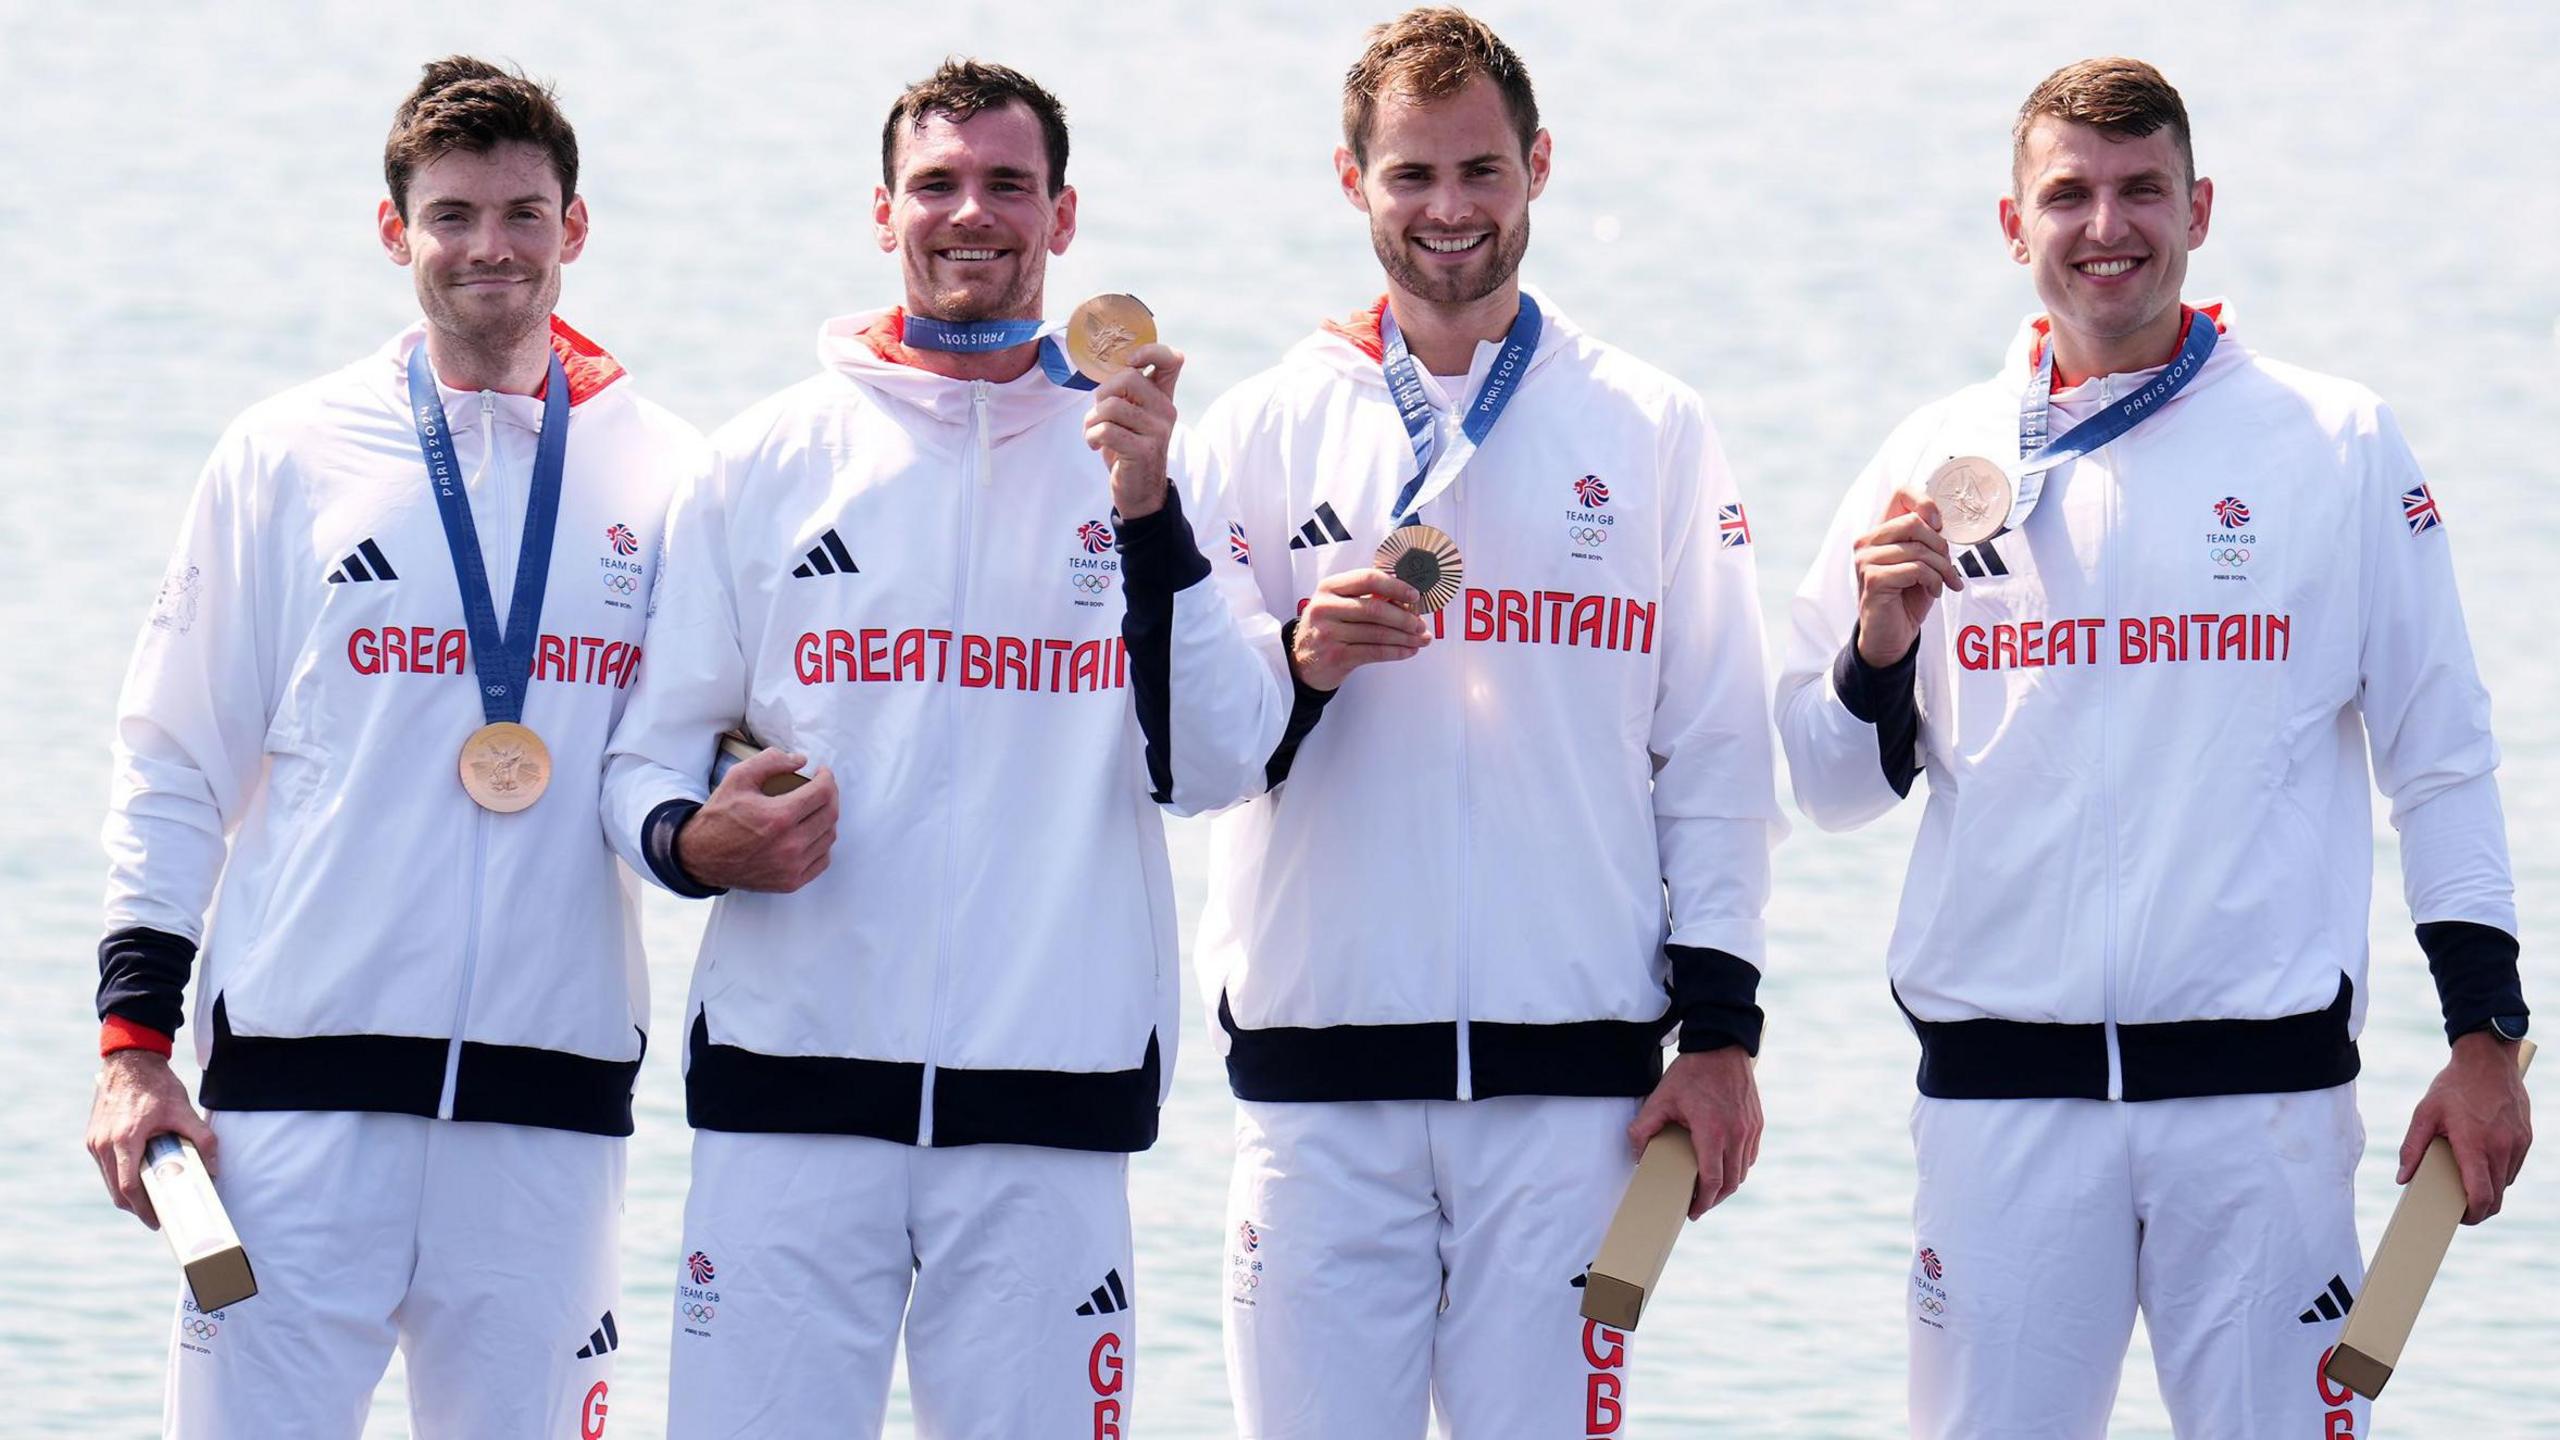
xmin=1375 ymin=524 xmax=1464 ymax=613
xmin=1925 ymin=456 xmax=2014 ymax=546
xmin=1063 ymin=293 xmax=1156 ymax=380
xmin=407 ymin=342 xmax=572 ymax=813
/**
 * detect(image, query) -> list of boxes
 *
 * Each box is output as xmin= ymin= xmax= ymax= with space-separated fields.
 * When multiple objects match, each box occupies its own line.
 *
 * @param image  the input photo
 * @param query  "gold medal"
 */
xmin=1064 ymin=294 xmax=1157 ymax=380
xmin=1924 ymin=456 xmax=2014 ymax=546
xmin=1375 ymin=524 xmax=1465 ymax=613
xmin=458 ymin=721 xmax=551 ymax=812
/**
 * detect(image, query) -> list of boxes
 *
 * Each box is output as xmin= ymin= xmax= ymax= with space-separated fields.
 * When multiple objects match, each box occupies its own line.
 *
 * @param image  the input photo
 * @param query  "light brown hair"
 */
xmin=384 ymin=56 xmax=580 ymax=220
xmin=2013 ymin=57 xmax=2195 ymax=191
xmin=1342 ymin=7 xmax=1540 ymax=165
xmin=881 ymin=58 xmax=1072 ymax=196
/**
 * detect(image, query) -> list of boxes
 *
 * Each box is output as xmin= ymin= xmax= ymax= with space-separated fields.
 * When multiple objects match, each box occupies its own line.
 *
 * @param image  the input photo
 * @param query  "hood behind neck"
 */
xmin=819 ymin=306 xmax=1090 ymax=438
xmin=1303 ymin=283 xmax=1576 ymax=390
xmin=2003 ymin=300 xmax=2236 ymax=396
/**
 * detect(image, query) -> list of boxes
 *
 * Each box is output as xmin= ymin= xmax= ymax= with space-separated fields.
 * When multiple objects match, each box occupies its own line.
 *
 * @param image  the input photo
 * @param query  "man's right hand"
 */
xmin=1852 ymin=488 xmax=1966 ymax=667
xmin=87 ymin=1048 xmax=217 ymax=1230
xmin=674 ymin=748 xmax=839 ymax=892
xmin=1290 ymin=567 xmax=1432 ymax=691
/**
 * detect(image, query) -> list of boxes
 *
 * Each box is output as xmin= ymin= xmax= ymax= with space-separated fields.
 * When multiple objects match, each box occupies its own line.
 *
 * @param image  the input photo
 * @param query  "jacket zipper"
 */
xmin=2095 ymin=375 xmax=2124 ymax=1101
xmin=917 ymin=383 xmax=990 ymax=1145
xmin=438 ymin=392 xmax=510 ymax=1118
xmin=1451 ymin=479 xmax=1476 ymax=1102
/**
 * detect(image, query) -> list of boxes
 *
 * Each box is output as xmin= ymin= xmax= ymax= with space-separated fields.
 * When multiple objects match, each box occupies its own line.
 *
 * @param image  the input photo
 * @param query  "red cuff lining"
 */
xmin=100 ymin=1015 xmax=174 ymax=1059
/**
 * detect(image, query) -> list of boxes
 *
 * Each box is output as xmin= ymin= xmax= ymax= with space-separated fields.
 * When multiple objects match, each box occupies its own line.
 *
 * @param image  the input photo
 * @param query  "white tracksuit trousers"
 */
xmin=1908 ymin=1085 xmax=2373 ymax=1439
xmin=666 ymin=1130 xmax=1137 ymax=1439
xmin=165 ymin=1109 xmax=625 ymax=1440
xmin=1224 ymin=1095 xmax=1643 ymax=1440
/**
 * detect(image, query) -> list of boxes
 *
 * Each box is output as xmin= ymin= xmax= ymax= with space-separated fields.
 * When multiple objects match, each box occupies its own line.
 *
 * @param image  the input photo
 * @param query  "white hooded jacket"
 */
xmin=1775 ymin=309 xmax=2524 ymax=1101
xmin=1187 ymin=289 xmax=1785 ymax=1104
xmin=600 ymin=308 xmax=1287 ymax=1151
xmin=100 ymin=320 xmax=698 ymax=1136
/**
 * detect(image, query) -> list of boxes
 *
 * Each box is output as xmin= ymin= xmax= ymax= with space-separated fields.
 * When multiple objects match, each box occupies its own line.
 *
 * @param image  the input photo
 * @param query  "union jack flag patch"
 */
xmin=1718 ymin=503 xmax=1752 ymax=549
xmin=2401 ymin=484 xmax=2442 ymax=535
xmin=1228 ymin=521 xmax=1252 ymax=565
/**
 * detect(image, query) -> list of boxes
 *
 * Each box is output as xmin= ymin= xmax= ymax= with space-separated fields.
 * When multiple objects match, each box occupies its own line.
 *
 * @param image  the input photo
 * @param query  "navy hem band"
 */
xmin=684 ymin=1011 xmax=1162 ymax=1153
xmin=1834 ymin=628 xmax=1920 ymax=798
xmin=1218 ymin=993 xmax=1666 ymax=1102
xmin=644 ymin=798 xmax=725 ymax=898
xmin=1897 ymin=974 xmax=2360 ymax=1101
xmin=2417 ymin=920 xmax=2527 ymax=1043
xmin=198 ymin=996 xmax=640 ymax=1137
xmin=98 ymin=925 xmax=197 ymax=1038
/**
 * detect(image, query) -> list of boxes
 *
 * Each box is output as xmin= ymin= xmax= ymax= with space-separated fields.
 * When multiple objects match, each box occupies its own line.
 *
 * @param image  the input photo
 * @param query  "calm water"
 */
xmin=4 ymin=4 xmax=2555 ymax=1435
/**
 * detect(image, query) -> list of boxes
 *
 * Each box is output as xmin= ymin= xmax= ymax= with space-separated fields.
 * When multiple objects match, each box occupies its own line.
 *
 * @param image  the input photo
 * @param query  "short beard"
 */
xmin=1372 ymin=212 xmax=1529 ymax=307
xmin=417 ymin=264 xmax=560 ymax=372
xmin=913 ymin=256 xmax=1044 ymax=324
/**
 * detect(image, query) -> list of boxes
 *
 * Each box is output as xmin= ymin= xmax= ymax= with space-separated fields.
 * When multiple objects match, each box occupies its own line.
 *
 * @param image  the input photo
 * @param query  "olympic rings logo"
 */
xmin=2211 ymin=547 xmax=2251 ymax=564
xmin=1072 ymin=573 xmax=1113 ymax=594
xmin=682 ymin=1302 xmax=717 ymax=1323
xmin=183 ymin=1318 xmax=219 ymax=1340
xmin=605 ymin=573 xmax=638 ymax=594
xmin=1569 ymin=527 xmax=1610 ymax=546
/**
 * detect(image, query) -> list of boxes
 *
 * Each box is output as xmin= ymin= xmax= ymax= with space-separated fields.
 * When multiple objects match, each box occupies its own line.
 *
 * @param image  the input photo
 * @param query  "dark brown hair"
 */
xmin=2013 ymin=57 xmax=2195 ymax=190
xmin=881 ymin=59 xmax=1071 ymax=196
xmin=384 ymin=56 xmax=579 ymax=219
xmin=1342 ymin=7 xmax=1539 ymax=165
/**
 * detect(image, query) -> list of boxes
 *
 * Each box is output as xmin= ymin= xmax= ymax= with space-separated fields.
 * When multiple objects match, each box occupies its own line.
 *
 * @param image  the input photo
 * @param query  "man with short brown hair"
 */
xmin=1189 ymin=9 xmax=1783 ymax=1436
xmin=86 ymin=55 xmax=695 ymax=1437
xmin=1777 ymin=56 xmax=2530 ymax=1438
xmin=601 ymin=56 xmax=1284 ymax=1438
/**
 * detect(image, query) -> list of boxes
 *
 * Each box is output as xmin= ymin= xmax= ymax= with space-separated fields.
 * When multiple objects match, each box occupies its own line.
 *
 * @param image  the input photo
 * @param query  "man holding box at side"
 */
xmin=85 ymin=57 xmax=699 ymax=1438
xmin=1185 ymin=10 xmax=1784 ymax=1435
xmin=1773 ymin=57 xmax=2530 ymax=1439
xmin=599 ymin=59 xmax=1287 ymax=1438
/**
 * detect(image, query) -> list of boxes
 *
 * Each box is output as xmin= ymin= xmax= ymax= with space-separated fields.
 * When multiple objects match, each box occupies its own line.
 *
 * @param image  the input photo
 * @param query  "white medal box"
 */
xmin=139 ymin=1133 xmax=258 ymax=1311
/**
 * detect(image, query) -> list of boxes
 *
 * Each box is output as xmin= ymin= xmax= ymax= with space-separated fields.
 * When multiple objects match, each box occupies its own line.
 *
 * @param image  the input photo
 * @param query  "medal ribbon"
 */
xmin=901 ymin=313 xmax=1099 ymax=392
xmin=407 ymin=343 xmax=570 ymax=727
xmin=2006 ymin=310 xmax=2216 ymax=528
xmin=1381 ymin=292 xmax=1542 ymax=527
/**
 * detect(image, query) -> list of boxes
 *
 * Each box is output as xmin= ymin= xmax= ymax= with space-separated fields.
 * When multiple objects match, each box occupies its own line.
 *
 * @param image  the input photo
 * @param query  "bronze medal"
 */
xmin=1924 ymin=456 xmax=2014 ymax=546
xmin=458 ymin=721 xmax=551 ymax=813
xmin=1065 ymin=294 xmax=1157 ymax=379
xmin=1375 ymin=524 xmax=1465 ymax=613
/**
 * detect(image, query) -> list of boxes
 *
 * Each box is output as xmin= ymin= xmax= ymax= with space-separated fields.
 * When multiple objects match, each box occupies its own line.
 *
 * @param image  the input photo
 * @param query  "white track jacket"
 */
xmin=100 ymin=320 xmax=697 ymax=1135
xmin=601 ymin=309 xmax=1287 ymax=1151
xmin=1775 ymin=310 xmax=2524 ymax=1101
xmin=1188 ymin=290 xmax=1785 ymax=1104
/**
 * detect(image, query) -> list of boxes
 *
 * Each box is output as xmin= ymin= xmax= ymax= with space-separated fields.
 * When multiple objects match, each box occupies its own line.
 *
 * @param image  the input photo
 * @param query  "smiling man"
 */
xmin=1775 ymin=57 xmax=2530 ymax=1438
xmin=599 ymin=58 xmax=1284 ymax=1438
xmin=1186 ymin=10 xmax=1783 ymax=1436
xmin=84 ymin=56 xmax=696 ymax=1438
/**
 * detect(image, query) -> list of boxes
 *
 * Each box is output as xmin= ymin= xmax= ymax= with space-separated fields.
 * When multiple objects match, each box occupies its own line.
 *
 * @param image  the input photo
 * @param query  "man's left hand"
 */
xmin=1086 ymin=342 xmax=1184 ymax=520
xmin=2397 ymin=1029 xmax=2532 ymax=1224
xmin=1629 ymin=1047 xmax=1762 ymax=1219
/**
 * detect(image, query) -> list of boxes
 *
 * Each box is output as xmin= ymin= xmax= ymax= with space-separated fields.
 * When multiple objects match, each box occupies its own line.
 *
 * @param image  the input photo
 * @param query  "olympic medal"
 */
xmin=1065 ymin=293 xmax=1157 ymax=379
xmin=1925 ymin=456 xmax=2013 ymax=546
xmin=458 ymin=721 xmax=551 ymax=812
xmin=1375 ymin=524 xmax=1465 ymax=613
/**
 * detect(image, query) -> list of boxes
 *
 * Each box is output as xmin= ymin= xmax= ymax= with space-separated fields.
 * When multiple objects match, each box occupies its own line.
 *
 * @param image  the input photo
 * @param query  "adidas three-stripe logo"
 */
xmin=2297 ymin=1275 xmax=2356 ymax=1325
xmin=573 ymin=1311 xmax=620 ymax=1358
xmin=792 ymin=529 xmax=860 ymax=578
xmin=1075 ymin=1268 xmax=1129 ymax=1317
xmin=1286 ymin=503 xmax=1352 ymax=551
xmin=1956 ymin=541 xmax=2009 ymax=579
xmin=326 ymin=539 xmax=398 ymax=584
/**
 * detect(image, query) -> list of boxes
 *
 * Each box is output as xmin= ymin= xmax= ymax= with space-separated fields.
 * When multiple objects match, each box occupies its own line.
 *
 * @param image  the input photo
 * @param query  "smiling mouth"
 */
xmin=1415 ymin=233 xmax=1488 ymax=256
xmin=939 ymin=248 xmax=1009 ymax=263
xmin=2075 ymin=256 xmax=2145 ymax=278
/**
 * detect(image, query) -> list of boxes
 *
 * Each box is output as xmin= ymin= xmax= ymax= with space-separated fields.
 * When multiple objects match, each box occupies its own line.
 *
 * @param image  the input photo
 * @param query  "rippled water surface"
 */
xmin=4 ymin=3 xmax=2555 ymax=1434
